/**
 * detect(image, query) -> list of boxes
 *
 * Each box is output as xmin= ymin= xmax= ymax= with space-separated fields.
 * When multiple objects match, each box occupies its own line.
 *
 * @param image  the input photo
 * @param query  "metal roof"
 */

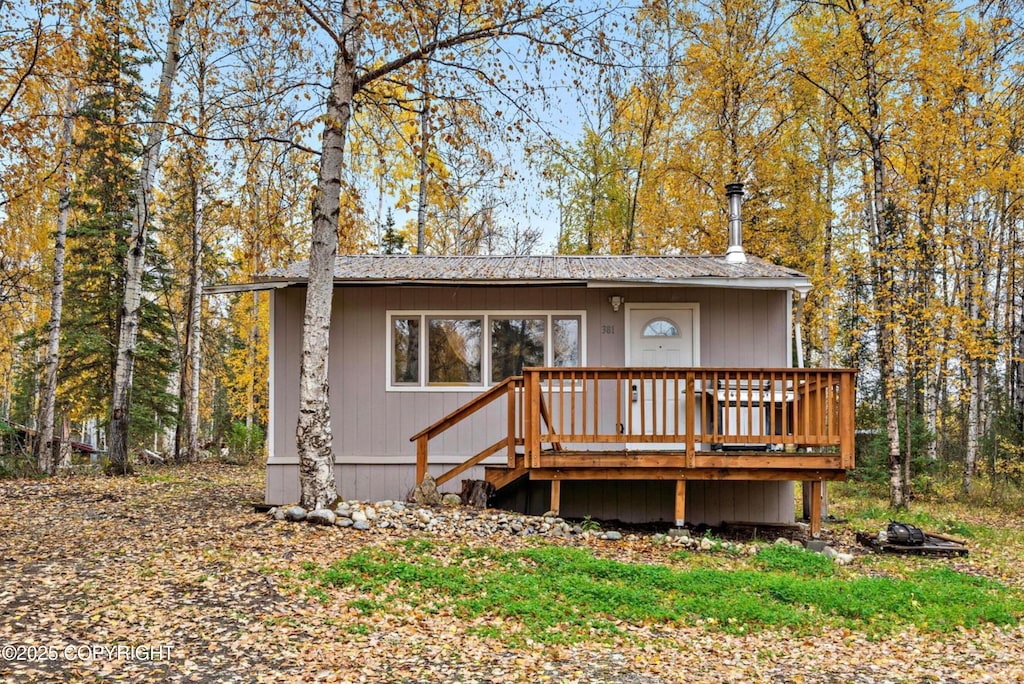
xmin=207 ymin=254 xmax=810 ymax=294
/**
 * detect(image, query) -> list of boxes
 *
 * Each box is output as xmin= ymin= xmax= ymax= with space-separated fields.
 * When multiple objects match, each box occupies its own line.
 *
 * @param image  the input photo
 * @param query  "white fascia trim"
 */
xmin=204 ymin=280 xmax=294 ymax=294
xmin=585 ymin=277 xmax=811 ymax=290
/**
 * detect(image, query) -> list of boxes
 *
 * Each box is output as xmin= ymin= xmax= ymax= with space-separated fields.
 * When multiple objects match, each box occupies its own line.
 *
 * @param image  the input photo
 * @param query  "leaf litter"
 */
xmin=0 ymin=463 xmax=1021 ymax=683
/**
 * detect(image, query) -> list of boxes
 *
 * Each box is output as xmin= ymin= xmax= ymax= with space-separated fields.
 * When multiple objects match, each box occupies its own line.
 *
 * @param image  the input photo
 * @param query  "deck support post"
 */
xmin=674 ymin=480 xmax=686 ymax=527
xmin=549 ymin=480 xmax=561 ymax=515
xmin=809 ymin=480 xmax=823 ymax=537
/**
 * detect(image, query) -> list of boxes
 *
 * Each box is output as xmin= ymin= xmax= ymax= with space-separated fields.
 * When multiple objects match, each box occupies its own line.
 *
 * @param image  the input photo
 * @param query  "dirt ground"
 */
xmin=1 ymin=463 xmax=1022 ymax=683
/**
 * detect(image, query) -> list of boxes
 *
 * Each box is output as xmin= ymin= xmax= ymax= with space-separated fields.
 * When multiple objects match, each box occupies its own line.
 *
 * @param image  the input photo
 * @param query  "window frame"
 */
xmin=385 ymin=310 xmax=587 ymax=392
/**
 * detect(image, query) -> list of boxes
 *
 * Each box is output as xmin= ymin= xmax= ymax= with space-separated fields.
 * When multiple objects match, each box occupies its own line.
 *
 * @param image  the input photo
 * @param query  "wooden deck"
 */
xmin=411 ymin=367 xmax=857 ymax=534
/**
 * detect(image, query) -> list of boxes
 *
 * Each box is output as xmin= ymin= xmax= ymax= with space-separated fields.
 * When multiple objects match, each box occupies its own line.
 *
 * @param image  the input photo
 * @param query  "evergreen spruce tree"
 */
xmin=61 ymin=1 xmax=176 ymax=464
xmin=381 ymin=209 xmax=406 ymax=254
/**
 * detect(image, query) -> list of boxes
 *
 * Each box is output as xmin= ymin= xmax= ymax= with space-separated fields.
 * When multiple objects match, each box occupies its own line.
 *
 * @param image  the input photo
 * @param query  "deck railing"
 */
xmin=411 ymin=366 xmax=857 ymax=490
xmin=410 ymin=376 xmax=523 ymax=487
xmin=522 ymin=367 xmax=856 ymax=469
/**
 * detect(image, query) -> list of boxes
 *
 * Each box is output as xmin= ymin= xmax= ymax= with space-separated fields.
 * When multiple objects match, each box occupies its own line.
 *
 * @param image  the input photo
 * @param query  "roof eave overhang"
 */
xmin=206 ymin=276 xmax=812 ymax=292
xmin=203 ymin=280 xmax=296 ymax=294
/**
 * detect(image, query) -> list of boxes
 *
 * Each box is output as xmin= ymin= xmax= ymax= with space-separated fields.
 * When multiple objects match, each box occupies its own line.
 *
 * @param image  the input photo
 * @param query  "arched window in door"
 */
xmin=642 ymin=318 xmax=679 ymax=338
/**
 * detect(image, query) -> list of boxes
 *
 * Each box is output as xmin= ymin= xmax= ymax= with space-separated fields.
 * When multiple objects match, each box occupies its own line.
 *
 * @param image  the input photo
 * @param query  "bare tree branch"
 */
xmin=0 ymin=17 xmax=43 ymax=119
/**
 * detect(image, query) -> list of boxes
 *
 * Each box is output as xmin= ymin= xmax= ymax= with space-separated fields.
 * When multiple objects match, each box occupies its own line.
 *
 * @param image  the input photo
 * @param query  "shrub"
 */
xmin=224 ymin=421 xmax=265 ymax=464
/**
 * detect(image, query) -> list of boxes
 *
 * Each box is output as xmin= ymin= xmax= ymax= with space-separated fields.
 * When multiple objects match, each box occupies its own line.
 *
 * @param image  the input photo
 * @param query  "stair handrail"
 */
xmin=410 ymin=376 xmax=520 ymax=442
xmin=410 ymin=376 xmax=522 ymax=486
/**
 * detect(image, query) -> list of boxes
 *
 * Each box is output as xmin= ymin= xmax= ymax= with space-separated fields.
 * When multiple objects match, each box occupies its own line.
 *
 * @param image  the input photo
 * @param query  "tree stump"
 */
xmin=460 ymin=479 xmax=494 ymax=508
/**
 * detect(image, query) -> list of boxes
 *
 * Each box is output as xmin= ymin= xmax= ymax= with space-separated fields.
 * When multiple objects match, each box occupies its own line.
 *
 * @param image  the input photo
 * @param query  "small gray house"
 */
xmin=232 ymin=229 xmax=855 ymax=531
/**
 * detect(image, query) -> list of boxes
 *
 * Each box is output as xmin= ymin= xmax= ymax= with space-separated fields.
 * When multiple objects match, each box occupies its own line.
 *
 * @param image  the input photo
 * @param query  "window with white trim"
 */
xmin=428 ymin=317 xmax=482 ymax=384
xmin=387 ymin=311 xmax=585 ymax=389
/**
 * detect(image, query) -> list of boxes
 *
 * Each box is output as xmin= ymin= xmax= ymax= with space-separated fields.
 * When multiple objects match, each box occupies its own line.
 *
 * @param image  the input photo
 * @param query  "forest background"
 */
xmin=1 ymin=0 xmax=1022 ymax=509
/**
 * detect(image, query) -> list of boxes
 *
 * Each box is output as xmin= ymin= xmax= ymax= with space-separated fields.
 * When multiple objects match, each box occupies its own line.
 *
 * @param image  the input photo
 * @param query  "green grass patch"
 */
xmin=300 ymin=543 xmax=1023 ymax=645
xmin=753 ymin=544 xmax=835 ymax=576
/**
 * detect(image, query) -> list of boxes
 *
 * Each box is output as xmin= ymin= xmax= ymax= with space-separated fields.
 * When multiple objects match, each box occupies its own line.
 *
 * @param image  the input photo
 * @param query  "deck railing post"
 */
xmin=685 ymin=371 xmax=696 ymax=467
xmin=840 ymin=371 xmax=855 ymax=469
xmin=507 ymin=380 xmax=517 ymax=467
xmin=416 ymin=435 xmax=428 ymax=484
xmin=526 ymin=369 xmax=541 ymax=468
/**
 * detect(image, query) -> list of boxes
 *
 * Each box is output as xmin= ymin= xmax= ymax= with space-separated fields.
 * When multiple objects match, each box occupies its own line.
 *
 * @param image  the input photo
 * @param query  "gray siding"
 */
xmin=266 ymin=283 xmax=795 ymax=525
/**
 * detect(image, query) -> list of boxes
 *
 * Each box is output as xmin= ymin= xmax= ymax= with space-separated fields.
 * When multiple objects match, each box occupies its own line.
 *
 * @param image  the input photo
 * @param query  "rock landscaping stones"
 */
xmin=306 ymin=509 xmax=336 ymax=526
xmin=410 ymin=474 xmax=442 ymax=506
xmin=442 ymin=494 xmax=462 ymax=506
xmin=266 ymin=499 xmax=858 ymax=563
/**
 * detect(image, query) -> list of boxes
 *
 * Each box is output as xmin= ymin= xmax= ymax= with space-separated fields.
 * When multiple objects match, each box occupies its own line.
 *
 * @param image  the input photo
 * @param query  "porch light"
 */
xmin=608 ymin=295 xmax=624 ymax=312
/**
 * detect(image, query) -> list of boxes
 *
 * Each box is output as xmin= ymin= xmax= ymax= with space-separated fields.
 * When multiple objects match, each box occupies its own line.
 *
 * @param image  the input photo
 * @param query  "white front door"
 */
xmin=626 ymin=305 xmax=698 ymax=449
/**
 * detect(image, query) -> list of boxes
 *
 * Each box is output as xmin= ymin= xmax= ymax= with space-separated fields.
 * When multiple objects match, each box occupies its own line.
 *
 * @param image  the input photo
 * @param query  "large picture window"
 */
xmin=490 ymin=317 xmax=545 ymax=382
xmin=387 ymin=311 xmax=585 ymax=389
xmin=428 ymin=317 xmax=482 ymax=384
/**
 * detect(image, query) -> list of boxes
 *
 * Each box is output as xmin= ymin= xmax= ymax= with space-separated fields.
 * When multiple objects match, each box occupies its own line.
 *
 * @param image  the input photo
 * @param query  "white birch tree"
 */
xmin=108 ymin=0 xmax=188 ymax=473
xmin=286 ymin=0 xmax=609 ymax=509
xmin=34 ymin=82 xmax=76 ymax=473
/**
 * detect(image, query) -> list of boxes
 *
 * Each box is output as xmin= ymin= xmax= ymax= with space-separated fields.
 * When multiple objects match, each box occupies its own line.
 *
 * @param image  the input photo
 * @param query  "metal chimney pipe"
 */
xmin=725 ymin=182 xmax=747 ymax=264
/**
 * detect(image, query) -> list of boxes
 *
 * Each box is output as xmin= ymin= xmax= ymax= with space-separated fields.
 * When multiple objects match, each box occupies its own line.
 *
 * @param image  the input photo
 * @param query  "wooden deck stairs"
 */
xmin=484 ymin=453 xmax=529 ymax=490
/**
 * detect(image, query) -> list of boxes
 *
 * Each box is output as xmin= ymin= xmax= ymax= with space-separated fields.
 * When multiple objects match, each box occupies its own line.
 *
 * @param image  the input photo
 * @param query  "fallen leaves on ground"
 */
xmin=0 ymin=464 xmax=1022 ymax=683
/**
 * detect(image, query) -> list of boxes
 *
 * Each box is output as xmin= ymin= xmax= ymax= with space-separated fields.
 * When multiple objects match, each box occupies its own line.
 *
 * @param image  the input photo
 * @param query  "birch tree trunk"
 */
xmin=1015 ymin=324 xmax=1024 ymax=433
xmin=297 ymin=8 xmax=360 ymax=510
xmin=964 ymin=354 xmax=982 ymax=495
xmin=108 ymin=0 xmax=188 ymax=474
xmin=416 ymin=79 xmax=430 ymax=255
xmin=963 ymin=221 xmax=988 ymax=495
xmin=857 ymin=0 xmax=904 ymax=509
xmin=186 ymin=190 xmax=204 ymax=460
xmin=819 ymin=117 xmax=839 ymax=369
xmin=174 ymin=152 xmax=205 ymax=463
xmin=174 ymin=41 xmax=210 ymax=464
xmin=35 ymin=83 xmax=75 ymax=474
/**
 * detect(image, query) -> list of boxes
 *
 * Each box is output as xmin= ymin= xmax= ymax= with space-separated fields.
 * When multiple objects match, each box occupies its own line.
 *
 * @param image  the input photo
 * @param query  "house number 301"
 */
xmin=601 ymin=325 xmax=615 ymax=335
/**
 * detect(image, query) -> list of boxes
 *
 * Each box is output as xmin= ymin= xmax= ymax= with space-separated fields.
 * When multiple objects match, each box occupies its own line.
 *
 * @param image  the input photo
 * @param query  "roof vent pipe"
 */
xmin=725 ymin=182 xmax=747 ymax=264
